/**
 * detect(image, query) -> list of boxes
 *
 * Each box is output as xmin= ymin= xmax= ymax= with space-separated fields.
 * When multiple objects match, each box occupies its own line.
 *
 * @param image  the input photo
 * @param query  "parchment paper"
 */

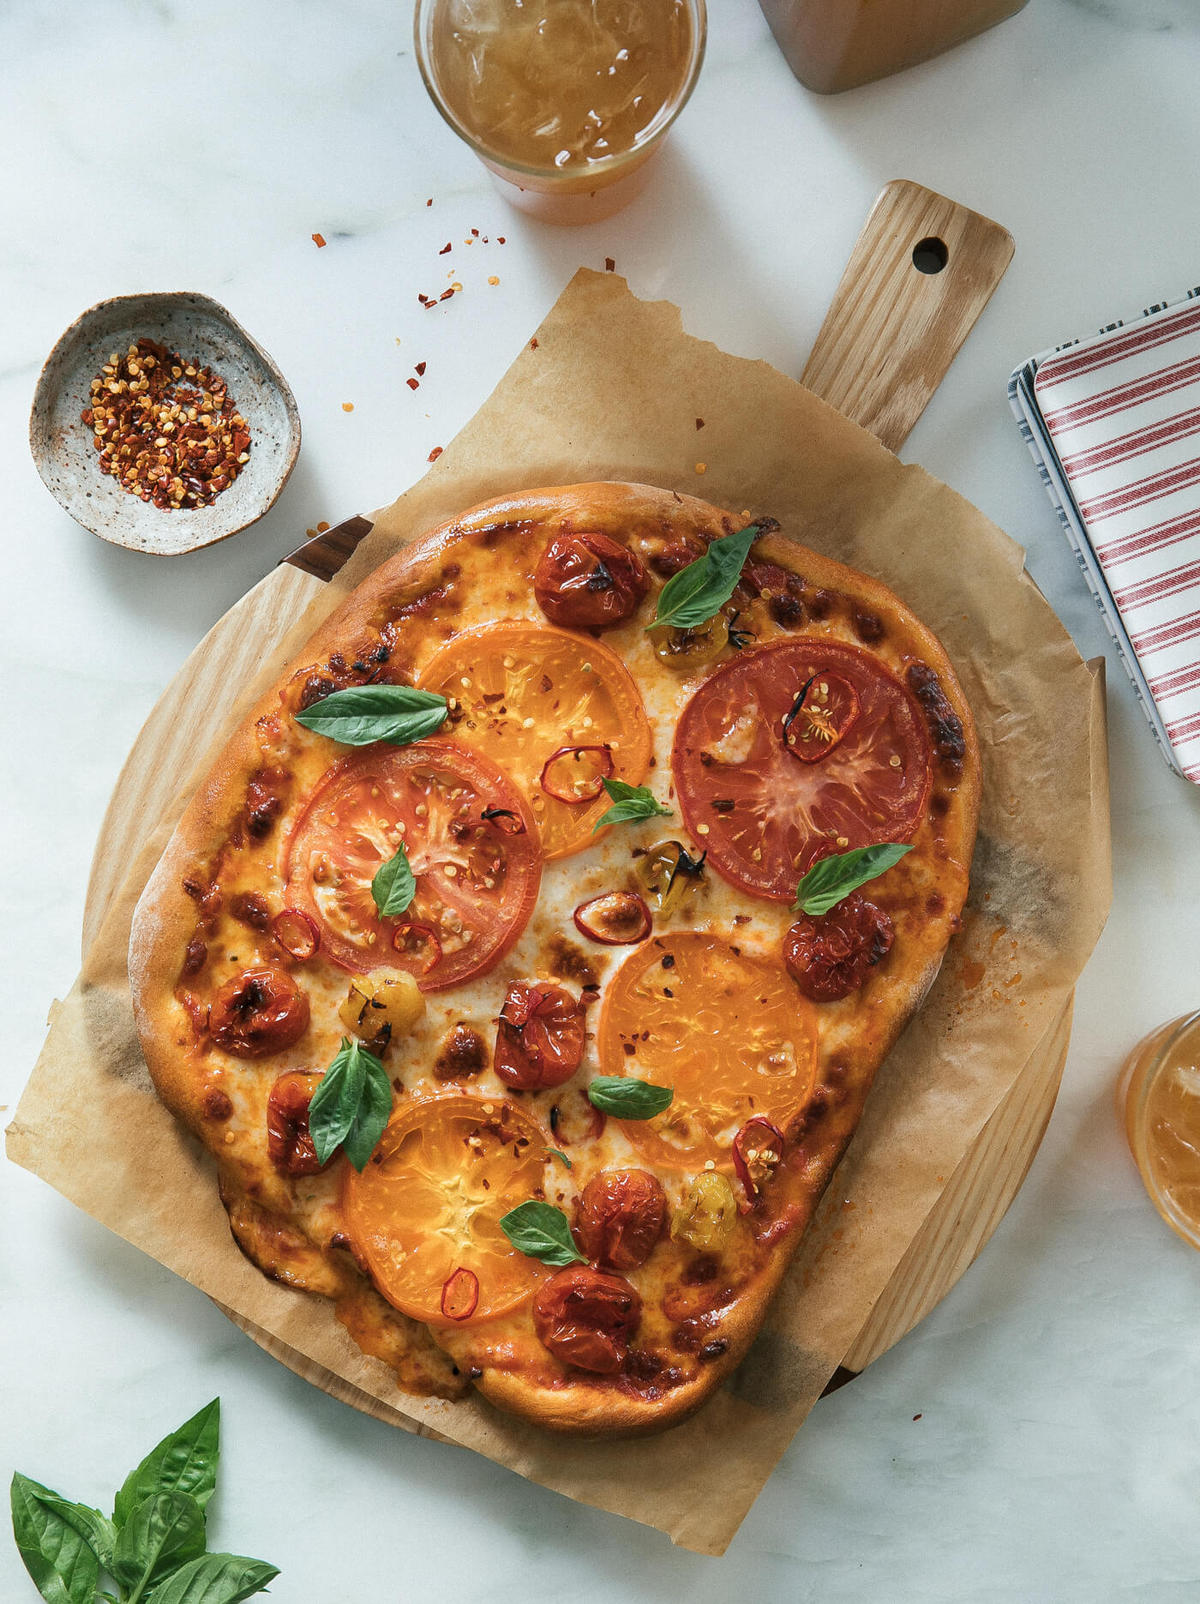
xmin=7 ymin=270 xmax=1112 ymax=1555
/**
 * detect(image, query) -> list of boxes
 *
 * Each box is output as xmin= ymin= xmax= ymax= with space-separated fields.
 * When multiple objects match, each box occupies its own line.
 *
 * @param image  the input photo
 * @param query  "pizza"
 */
xmin=129 ymin=481 xmax=980 ymax=1435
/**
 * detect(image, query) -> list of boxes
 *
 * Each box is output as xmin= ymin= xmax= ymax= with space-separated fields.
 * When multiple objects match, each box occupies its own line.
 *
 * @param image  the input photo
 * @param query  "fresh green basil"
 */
xmin=499 ymin=1201 xmax=586 ymax=1267
xmin=791 ymin=842 xmax=912 ymax=917
xmin=11 ymin=1402 xmax=279 ymax=1604
xmin=370 ymin=842 xmax=416 ymax=917
xmin=308 ymin=1038 xmax=392 ymax=1172
xmin=646 ymin=524 xmax=760 ymax=633
xmin=587 ymin=1077 xmax=674 ymax=1119
xmin=10 ymin=1476 xmax=100 ymax=1604
xmin=294 ymin=684 xmax=448 ymax=747
xmin=591 ymin=778 xmax=673 ymax=833
xmin=144 ymin=1554 xmax=279 ymax=1604
xmin=113 ymin=1401 xmax=219 ymax=1528
xmin=546 ymin=1148 xmax=573 ymax=1170
xmin=110 ymin=1493 xmax=205 ymax=1599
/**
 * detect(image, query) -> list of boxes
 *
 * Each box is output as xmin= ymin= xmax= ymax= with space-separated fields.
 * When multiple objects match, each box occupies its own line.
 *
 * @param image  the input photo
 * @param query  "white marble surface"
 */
xmin=5 ymin=1 xmax=1200 ymax=1598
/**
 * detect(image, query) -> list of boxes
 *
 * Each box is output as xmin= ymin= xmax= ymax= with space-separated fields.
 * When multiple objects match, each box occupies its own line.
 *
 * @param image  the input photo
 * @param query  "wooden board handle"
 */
xmin=800 ymin=179 xmax=1014 ymax=451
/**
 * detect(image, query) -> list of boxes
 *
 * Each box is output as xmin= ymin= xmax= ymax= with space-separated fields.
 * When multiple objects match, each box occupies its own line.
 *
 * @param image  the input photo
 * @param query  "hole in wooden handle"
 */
xmin=912 ymin=236 xmax=949 ymax=275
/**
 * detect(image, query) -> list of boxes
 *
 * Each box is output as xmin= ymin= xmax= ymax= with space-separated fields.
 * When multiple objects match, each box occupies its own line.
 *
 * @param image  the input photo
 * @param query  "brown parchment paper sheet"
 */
xmin=7 ymin=270 xmax=1112 ymax=1555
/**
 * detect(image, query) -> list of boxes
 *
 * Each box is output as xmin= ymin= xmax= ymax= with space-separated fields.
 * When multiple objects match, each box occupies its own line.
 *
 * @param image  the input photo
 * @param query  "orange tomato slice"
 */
xmin=596 ymin=932 xmax=819 ymax=1169
xmin=344 ymin=1094 xmax=551 ymax=1325
xmin=418 ymin=622 xmax=653 ymax=859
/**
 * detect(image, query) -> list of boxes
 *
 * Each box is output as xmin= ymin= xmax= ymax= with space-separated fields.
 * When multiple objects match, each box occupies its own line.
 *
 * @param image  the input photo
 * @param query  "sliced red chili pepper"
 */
xmin=271 ymin=907 xmax=320 ymax=961
xmin=481 ymin=804 xmax=526 ymax=835
xmin=391 ymin=920 xmax=443 ymax=975
xmin=732 ymin=1117 xmax=786 ymax=1210
xmin=538 ymin=744 xmax=614 ymax=804
xmin=573 ymin=891 xmax=652 ymax=946
xmin=440 ymin=1266 xmax=480 ymax=1322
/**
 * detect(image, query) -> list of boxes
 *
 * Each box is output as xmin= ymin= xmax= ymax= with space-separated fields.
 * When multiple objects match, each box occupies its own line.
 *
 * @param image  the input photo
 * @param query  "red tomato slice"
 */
xmin=672 ymin=640 xmax=932 ymax=901
xmin=284 ymin=740 xmax=541 ymax=990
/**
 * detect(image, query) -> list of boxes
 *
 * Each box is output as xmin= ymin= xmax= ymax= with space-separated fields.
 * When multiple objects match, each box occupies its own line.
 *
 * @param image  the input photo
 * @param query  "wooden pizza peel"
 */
xmin=82 ymin=181 xmax=1059 ymax=1399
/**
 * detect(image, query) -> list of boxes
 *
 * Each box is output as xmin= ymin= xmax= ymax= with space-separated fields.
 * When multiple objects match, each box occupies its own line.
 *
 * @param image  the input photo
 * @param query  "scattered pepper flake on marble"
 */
xmin=428 ymin=446 xmax=443 ymax=462
xmin=498 ymin=236 xmax=506 ymax=244
xmin=311 ymin=232 xmax=327 ymax=248
xmin=407 ymin=377 xmax=420 ymax=391
xmin=316 ymin=520 xmax=330 ymax=533
xmin=342 ymin=402 xmax=355 ymax=413
xmin=426 ymin=197 xmax=433 ymax=206
xmin=530 ymin=337 xmax=539 ymax=349
xmin=415 ymin=361 xmax=427 ymax=376
xmin=439 ymin=242 xmax=452 ymax=254
xmin=488 ymin=275 xmax=499 ymax=286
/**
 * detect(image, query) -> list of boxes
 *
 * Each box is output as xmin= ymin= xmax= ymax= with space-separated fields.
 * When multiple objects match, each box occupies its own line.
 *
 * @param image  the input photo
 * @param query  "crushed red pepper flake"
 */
xmin=471 ymin=228 xmax=480 ymax=237
xmin=605 ymin=257 xmax=615 ymax=272
xmin=426 ymin=198 xmax=433 ymax=206
xmin=342 ymin=402 xmax=355 ymax=413
xmin=498 ymin=236 xmax=506 ymax=244
xmin=428 ymin=446 xmax=444 ymax=462
xmin=439 ymin=242 xmax=452 ymax=254
xmin=488 ymin=275 xmax=500 ymax=286
xmin=696 ymin=417 xmax=705 ymax=430
xmin=311 ymin=232 xmax=327 ymax=248
xmin=316 ymin=520 xmax=330 ymax=533
xmin=82 ymin=338 xmax=250 ymax=510
xmin=415 ymin=361 xmax=427 ymax=376
xmin=530 ymin=337 xmax=539 ymax=349
xmin=407 ymin=377 xmax=420 ymax=391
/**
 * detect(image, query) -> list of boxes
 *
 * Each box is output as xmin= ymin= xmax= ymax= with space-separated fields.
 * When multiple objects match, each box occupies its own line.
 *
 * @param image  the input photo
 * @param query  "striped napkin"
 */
xmin=1011 ymin=288 xmax=1200 ymax=783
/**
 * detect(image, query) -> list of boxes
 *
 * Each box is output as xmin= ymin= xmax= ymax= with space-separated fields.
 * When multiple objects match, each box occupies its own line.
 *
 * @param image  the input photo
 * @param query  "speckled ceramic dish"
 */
xmin=30 ymin=291 xmax=301 ymax=555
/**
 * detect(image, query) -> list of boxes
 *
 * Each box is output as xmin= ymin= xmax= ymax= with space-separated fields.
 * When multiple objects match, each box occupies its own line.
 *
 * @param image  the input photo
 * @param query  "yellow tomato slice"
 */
xmin=344 ymin=1095 xmax=551 ymax=1325
xmin=418 ymin=622 xmax=653 ymax=859
xmin=596 ymin=932 xmax=819 ymax=1169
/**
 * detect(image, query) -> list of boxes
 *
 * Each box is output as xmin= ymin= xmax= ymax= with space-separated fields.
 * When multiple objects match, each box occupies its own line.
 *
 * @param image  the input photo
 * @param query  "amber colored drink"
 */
xmin=1118 ymin=1012 xmax=1200 ymax=1250
xmin=758 ymin=0 xmax=1029 ymax=94
xmin=415 ymin=0 xmax=705 ymax=223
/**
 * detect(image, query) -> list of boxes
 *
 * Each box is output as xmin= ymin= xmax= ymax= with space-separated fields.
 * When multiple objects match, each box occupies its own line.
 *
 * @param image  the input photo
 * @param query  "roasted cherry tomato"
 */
xmin=532 ymin=1267 xmax=643 ymax=1374
xmin=672 ymin=639 xmax=933 ymax=899
xmin=576 ymin=1170 xmax=667 ymax=1270
xmin=418 ymin=622 xmax=652 ymax=858
xmin=494 ymin=982 xmax=587 ymax=1091
xmin=597 ymin=932 xmax=817 ymax=1169
xmin=533 ymin=530 xmax=649 ymax=631
xmin=344 ymin=1094 xmax=550 ymax=1325
xmin=266 ymin=1071 xmax=325 ymax=1176
xmin=784 ymin=891 xmax=895 ymax=1002
xmin=284 ymin=740 xmax=541 ymax=991
xmin=209 ymin=967 xmax=309 ymax=1058
xmin=782 ymin=672 xmax=860 ymax=763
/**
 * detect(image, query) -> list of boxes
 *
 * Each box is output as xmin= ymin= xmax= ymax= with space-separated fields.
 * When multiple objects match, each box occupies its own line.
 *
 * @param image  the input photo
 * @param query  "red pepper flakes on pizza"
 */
xmin=129 ymin=482 xmax=979 ymax=1433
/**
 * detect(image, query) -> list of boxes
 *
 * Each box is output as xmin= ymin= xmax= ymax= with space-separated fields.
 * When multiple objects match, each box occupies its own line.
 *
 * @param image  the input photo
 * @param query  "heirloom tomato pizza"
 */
xmin=130 ymin=481 xmax=979 ymax=1435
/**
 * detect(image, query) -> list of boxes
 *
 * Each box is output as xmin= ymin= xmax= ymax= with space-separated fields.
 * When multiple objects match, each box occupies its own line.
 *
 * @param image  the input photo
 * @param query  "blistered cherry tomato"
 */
xmin=209 ymin=967 xmax=309 ymax=1058
xmin=493 ymin=982 xmax=586 ymax=1090
xmin=266 ymin=1071 xmax=324 ymax=1176
xmin=532 ymin=1267 xmax=643 ymax=1373
xmin=534 ymin=531 xmax=649 ymax=631
xmin=576 ymin=1170 xmax=666 ymax=1270
xmin=783 ymin=892 xmax=895 ymax=1002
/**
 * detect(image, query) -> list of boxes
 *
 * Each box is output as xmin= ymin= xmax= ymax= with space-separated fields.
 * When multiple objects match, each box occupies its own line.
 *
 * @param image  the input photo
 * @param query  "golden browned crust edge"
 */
xmin=129 ymin=481 xmax=980 ymax=1437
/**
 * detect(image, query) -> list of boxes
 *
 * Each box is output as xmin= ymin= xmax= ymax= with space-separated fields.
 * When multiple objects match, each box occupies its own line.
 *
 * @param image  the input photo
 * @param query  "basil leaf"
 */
xmin=309 ymin=1038 xmax=391 ymax=1171
xmin=592 ymin=778 xmax=673 ymax=833
xmin=371 ymin=842 xmax=416 ymax=917
xmin=36 ymin=1497 xmax=116 ymax=1568
xmin=10 ymin=1475 xmax=100 ymax=1604
xmin=791 ymin=842 xmax=913 ymax=917
xmin=111 ymin=1491 xmax=206 ymax=1596
xmin=145 ymin=1553 xmax=280 ymax=1604
xmin=294 ymin=684 xmax=448 ymax=747
xmin=113 ymin=1399 xmax=220 ymax=1527
xmin=587 ymin=1076 xmax=674 ymax=1119
xmin=499 ymin=1201 xmax=586 ymax=1267
xmin=647 ymin=524 xmax=760 ymax=632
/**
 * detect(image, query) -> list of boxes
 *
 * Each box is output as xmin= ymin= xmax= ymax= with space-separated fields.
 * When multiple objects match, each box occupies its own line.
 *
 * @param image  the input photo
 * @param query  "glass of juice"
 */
xmin=414 ymin=0 xmax=707 ymax=224
xmin=1117 ymin=1011 xmax=1200 ymax=1251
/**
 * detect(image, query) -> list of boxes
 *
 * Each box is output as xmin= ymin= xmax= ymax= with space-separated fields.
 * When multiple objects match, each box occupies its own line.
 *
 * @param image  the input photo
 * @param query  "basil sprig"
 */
xmin=371 ymin=842 xmax=416 ymax=917
xmin=647 ymin=523 xmax=760 ymax=633
xmin=295 ymin=684 xmax=448 ymax=747
xmin=587 ymin=1076 xmax=674 ymax=1119
xmin=792 ymin=843 xmax=912 ymax=917
xmin=592 ymin=778 xmax=673 ymax=833
xmin=10 ymin=1399 xmax=279 ymax=1604
xmin=499 ymin=1201 xmax=586 ymax=1267
xmin=309 ymin=1038 xmax=392 ymax=1172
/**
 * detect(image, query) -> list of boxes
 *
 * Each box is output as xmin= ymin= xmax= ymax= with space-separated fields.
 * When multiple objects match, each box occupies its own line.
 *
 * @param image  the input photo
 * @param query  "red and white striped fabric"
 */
xmin=1035 ymin=300 xmax=1200 ymax=780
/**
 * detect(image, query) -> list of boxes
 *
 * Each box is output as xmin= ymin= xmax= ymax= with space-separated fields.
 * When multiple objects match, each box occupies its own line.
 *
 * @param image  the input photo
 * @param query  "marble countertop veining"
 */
xmin=4 ymin=1 xmax=1200 ymax=1600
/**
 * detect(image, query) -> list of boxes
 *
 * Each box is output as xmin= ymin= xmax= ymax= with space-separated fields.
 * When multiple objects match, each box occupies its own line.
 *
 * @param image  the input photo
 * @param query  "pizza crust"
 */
xmin=130 ymin=482 xmax=980 ymax=1436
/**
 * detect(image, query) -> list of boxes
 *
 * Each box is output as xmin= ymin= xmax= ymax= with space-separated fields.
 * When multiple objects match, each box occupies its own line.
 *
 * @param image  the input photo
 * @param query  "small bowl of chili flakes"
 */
xmin=30 ymin=291 xmax=300 ymax=555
